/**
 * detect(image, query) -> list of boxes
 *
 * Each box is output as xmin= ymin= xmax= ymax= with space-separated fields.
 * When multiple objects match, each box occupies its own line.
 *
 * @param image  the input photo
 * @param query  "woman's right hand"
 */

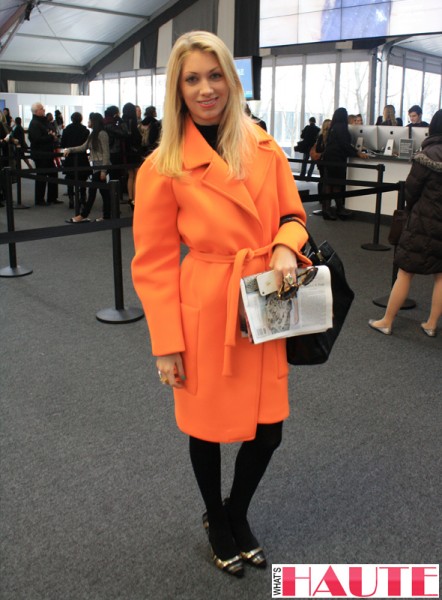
xmin=156 ymin=353 xmax=186 ymax=388
xmin=63 ymin=149 xmax=70 ymax=157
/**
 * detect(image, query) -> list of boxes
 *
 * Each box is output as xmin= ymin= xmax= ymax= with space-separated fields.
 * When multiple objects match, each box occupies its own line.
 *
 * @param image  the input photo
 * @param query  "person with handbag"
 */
xmin=369 ymin=109 xmax=442 ymax=337
xmin=132 ymin=31 xmax=309 ymax=579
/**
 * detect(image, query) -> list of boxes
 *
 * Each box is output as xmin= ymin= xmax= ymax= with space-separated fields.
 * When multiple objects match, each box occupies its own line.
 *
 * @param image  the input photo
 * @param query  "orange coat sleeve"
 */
xmin=131 ymin=160 xmax=185 ymax=356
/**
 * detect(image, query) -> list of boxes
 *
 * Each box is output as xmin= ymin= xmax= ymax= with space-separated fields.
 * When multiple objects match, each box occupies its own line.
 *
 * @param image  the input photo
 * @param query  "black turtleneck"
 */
xmin=194 ymin=122 xmax=219 ymax=151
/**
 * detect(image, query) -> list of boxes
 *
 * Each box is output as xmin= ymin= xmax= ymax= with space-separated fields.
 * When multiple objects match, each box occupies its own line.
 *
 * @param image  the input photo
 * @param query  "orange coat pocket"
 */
xmin=180 ymin=303 xmax=200 ymax=395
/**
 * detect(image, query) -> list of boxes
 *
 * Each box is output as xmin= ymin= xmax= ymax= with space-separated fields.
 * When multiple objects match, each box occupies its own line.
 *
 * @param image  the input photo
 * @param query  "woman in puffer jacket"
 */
xmin=369 ymin=109 xmax=442 ymax=337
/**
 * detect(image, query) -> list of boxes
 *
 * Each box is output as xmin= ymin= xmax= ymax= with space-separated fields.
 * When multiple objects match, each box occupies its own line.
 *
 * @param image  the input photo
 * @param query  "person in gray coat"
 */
xmin=64 ymin=113 xmax=111 ymax=223
xmin=369 ymin=109 xmax=442 ymax=337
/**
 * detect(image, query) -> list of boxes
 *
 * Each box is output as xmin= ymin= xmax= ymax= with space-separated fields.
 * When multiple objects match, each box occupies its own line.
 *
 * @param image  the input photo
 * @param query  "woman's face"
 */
xmin=179 ymin=50 xmax=229 ymax=126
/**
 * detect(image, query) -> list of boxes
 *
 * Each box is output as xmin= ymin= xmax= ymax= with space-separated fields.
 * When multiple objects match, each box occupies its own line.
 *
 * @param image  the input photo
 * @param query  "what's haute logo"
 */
xmin=272 ymin=564 xmax=439 ymax=598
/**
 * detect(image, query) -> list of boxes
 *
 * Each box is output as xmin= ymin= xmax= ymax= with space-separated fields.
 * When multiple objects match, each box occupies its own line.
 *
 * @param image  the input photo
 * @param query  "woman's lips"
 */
xmin=198 ymin=98 xmax=218 ymax=108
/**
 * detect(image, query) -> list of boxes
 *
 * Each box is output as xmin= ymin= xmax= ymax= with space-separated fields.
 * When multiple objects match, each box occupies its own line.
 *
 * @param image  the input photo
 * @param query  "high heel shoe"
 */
xmin=420 ymin=323 xmax=437 ymax=337
xmin=223 ymin=498 xmax=267 ymax=569
xmin=368 ymin=319 xmax=392 ymax=335
xmin=202 ymin=512 xmax=244 ymax=578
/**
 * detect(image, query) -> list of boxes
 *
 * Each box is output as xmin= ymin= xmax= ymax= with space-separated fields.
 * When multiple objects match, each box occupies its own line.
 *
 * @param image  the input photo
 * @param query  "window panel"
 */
xmin=339 ymin=61 xmax=369 ymax=123
xmin=386 ymin=64 xmax=403 ymax=118
xmin=305 ymin=63 xmax=336 ymax=125
xmin=120 ymin=76 xmax=136 ymax=110
xmin=154 ymin=74 xmax=166 ymax=119
xmin=137 ymin=75 xmax=152 ymax=110
xmin=104 ymin=78 xmax=119 ymax=110
xmin=403 ymin=68 xmax=423 ymax=124
xmin=274 ymin=64 xmax=303 ymax=155
xmin=422 ymin=72 xmax=442 ymax=124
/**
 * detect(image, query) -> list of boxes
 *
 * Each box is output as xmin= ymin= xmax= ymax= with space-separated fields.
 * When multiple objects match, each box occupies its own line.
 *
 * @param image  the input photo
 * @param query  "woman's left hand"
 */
xmin=269 ymin=244 xmax=298 ymax=289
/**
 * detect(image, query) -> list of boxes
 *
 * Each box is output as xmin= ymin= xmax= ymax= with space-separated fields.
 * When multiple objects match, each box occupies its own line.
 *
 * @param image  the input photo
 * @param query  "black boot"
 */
xmin=335 ymin=198 xmax=353 ymax=220
xmin=322 ymin=199 xmax=336 ymax=220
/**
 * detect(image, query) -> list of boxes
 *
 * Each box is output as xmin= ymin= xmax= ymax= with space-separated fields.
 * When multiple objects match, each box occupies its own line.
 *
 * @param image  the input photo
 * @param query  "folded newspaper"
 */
xmin=239 ymin=265 xmax=333 ymax=344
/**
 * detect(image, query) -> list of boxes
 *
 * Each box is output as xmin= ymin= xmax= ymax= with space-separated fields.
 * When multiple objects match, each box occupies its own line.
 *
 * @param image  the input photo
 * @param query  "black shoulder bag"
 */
xmin=280 ymin=215 xmax=355 ymax=365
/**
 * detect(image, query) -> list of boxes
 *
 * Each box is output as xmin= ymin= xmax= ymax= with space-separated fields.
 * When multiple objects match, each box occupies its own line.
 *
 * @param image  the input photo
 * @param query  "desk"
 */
xmin=346 ymin=156 xmax=412 ymax=216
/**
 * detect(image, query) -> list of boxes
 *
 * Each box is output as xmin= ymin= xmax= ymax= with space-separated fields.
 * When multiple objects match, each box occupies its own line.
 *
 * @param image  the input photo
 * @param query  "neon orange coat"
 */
xmin=132 ymin=118 xmax=309 ymax=443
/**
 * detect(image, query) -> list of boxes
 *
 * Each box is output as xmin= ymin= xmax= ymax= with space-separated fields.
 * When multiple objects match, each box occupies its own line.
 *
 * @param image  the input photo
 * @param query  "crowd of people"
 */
xmin=0 ymin=103 xmax=161 ymax=215
xmin=296 ymin=103 xmax=434 ymax=220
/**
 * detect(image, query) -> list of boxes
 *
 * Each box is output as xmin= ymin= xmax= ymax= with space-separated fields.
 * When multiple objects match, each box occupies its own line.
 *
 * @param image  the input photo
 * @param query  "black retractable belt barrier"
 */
xmin=373 ymin=180 xmax=416 ymax=310
xmin=0 ymin=167 xmax=33 ymax=277
xmin=96 ymin=180 xmax=144 ymax=324
xmin=360 ymin=164 xmax=390 ymax=252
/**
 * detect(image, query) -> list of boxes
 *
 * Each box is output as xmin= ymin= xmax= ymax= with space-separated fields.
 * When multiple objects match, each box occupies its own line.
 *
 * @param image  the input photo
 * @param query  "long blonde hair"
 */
xmin=383 ymin=104 xmax=397 ymax=126
xmin=154 ymin=30 xmax=259 ymax=179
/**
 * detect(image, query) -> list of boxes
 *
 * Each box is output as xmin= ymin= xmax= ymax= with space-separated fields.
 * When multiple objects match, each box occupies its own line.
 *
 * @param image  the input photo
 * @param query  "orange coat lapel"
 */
xmin=182 ymin=118 xmax=275 ymax=225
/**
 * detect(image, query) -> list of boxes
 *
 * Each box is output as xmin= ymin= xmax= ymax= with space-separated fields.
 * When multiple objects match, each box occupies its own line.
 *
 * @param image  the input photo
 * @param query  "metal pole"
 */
xmin=361 ymin=164 xmax=390 ymax=251
xmin=0 ymin=167 xmax=33 ymax=277
xmin=95 ymin=180 xmax=143 ymax=324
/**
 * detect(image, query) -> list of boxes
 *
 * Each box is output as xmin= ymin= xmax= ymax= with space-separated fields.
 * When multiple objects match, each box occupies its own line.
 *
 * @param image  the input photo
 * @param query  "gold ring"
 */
xmin=284 ymin=273 xmax=295 ymax=286
xmin=158 ymin=370 xmax=169 ymax=385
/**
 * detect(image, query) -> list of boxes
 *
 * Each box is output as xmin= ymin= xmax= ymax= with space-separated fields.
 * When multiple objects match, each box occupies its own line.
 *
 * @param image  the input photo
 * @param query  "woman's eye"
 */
xmin=185 ymin=76 xmax=198 ymax=84
xmin=211 ymin=72 xmax=222 ymax=80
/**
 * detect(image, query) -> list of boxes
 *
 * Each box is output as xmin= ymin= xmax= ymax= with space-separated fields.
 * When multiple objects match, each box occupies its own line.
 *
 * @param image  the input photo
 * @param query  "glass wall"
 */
xmin=403 ymin=68 xmax=423 ymax=123
xmin=88 ymin=44 xmax=440 ymax=148
xmin=305 ymin=63 xmax=336 ymax=125
xmin=104 ymin=78 xmax=119 ymax=110
xmin=386 ymin=64 xmax=403 ymax=121
xmin=274 ymin=64 xmax=303 ymax=156
xmin=137 ymin=74 xmax=153 ymax=110
xmin=89 ymin=79 xmax=104 ymax=115
xmin=120 ymin=74 xmax=136 ymax=109
xmin=423 ymin=72 xmax=442 ymax=123
xmin=339 ymin=61 xmax=369 ymax=123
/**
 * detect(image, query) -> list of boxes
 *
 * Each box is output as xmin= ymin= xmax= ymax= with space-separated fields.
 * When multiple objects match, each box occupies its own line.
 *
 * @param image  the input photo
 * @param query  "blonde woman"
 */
xmin=381 ymin=104 xmax=403 ymax=126
xmin=132 ymin=31 xmax=309 ymax=577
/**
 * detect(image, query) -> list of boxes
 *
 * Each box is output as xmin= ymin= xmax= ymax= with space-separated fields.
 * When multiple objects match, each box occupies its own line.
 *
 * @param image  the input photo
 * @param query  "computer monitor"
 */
xmin=348 ymin=125 xmax=378 ymax=152
xmin=410 ymin=127 xmax=429 ymax=153
xmin=377 ymin=126 xmax=410 ymax=155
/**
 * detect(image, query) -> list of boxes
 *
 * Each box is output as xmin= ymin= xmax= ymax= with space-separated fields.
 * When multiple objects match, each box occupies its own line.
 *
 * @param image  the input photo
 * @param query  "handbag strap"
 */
xmin=279 ymin=214 xmax=325 ymax=263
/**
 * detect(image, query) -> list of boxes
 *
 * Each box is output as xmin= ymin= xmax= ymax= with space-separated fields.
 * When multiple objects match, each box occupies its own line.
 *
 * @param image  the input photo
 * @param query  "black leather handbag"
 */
xmin=280 ymin=216 xmax=355 ymax=365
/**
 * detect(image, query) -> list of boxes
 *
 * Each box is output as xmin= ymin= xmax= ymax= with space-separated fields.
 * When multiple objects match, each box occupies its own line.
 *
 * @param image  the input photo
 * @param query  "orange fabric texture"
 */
xmin=132 ymin=118 xmax=309 ymax=442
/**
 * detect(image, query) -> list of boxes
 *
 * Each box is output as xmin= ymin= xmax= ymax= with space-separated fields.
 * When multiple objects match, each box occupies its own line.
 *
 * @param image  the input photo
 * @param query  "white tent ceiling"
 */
xmin=0 ymin=0 xmax=177 ymax=73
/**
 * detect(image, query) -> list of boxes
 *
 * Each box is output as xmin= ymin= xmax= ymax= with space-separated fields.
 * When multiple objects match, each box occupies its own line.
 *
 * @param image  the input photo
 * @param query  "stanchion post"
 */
xmin=0 ymin=167 xmax=33 ymax=278
xmin=95 ymin=179 xmax=144 ymax=324
xmin=12 ymin=145 xmax=30 ymax=210
xmin=373 ymin=180 xmax=416 ymax=309
xmin=361 ymin=164 xmax=390 ymax=251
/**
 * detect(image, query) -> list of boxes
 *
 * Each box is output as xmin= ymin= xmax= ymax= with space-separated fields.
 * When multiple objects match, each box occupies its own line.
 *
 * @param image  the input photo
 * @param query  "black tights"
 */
xmin=189 ymin=422 xmax=283 ymax=557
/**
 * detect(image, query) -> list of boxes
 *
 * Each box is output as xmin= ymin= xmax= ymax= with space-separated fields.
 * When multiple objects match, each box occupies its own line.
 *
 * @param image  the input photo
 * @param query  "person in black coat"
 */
xmin=27 ymin=102 xmax=59 ymax=205
xmin=61 ymin=112 xmax=91 ymax=208
xmin=140 ymin=106 xmax=162 ymax=157
xmin=369 ymin=109 xmax=442 ymax=338
xmin=121 ymin=102 xmax=142 ymax=210
xmin=321 ymin=107 xmax=367 ymax=219
xmin=299 ymin=117 xmax=320 ymax=179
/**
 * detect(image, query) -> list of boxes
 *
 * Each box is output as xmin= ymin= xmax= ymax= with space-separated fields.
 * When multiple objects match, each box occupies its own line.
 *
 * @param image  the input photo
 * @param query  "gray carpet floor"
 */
xmin=1 ymin=179 xmax=441 ymax=600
